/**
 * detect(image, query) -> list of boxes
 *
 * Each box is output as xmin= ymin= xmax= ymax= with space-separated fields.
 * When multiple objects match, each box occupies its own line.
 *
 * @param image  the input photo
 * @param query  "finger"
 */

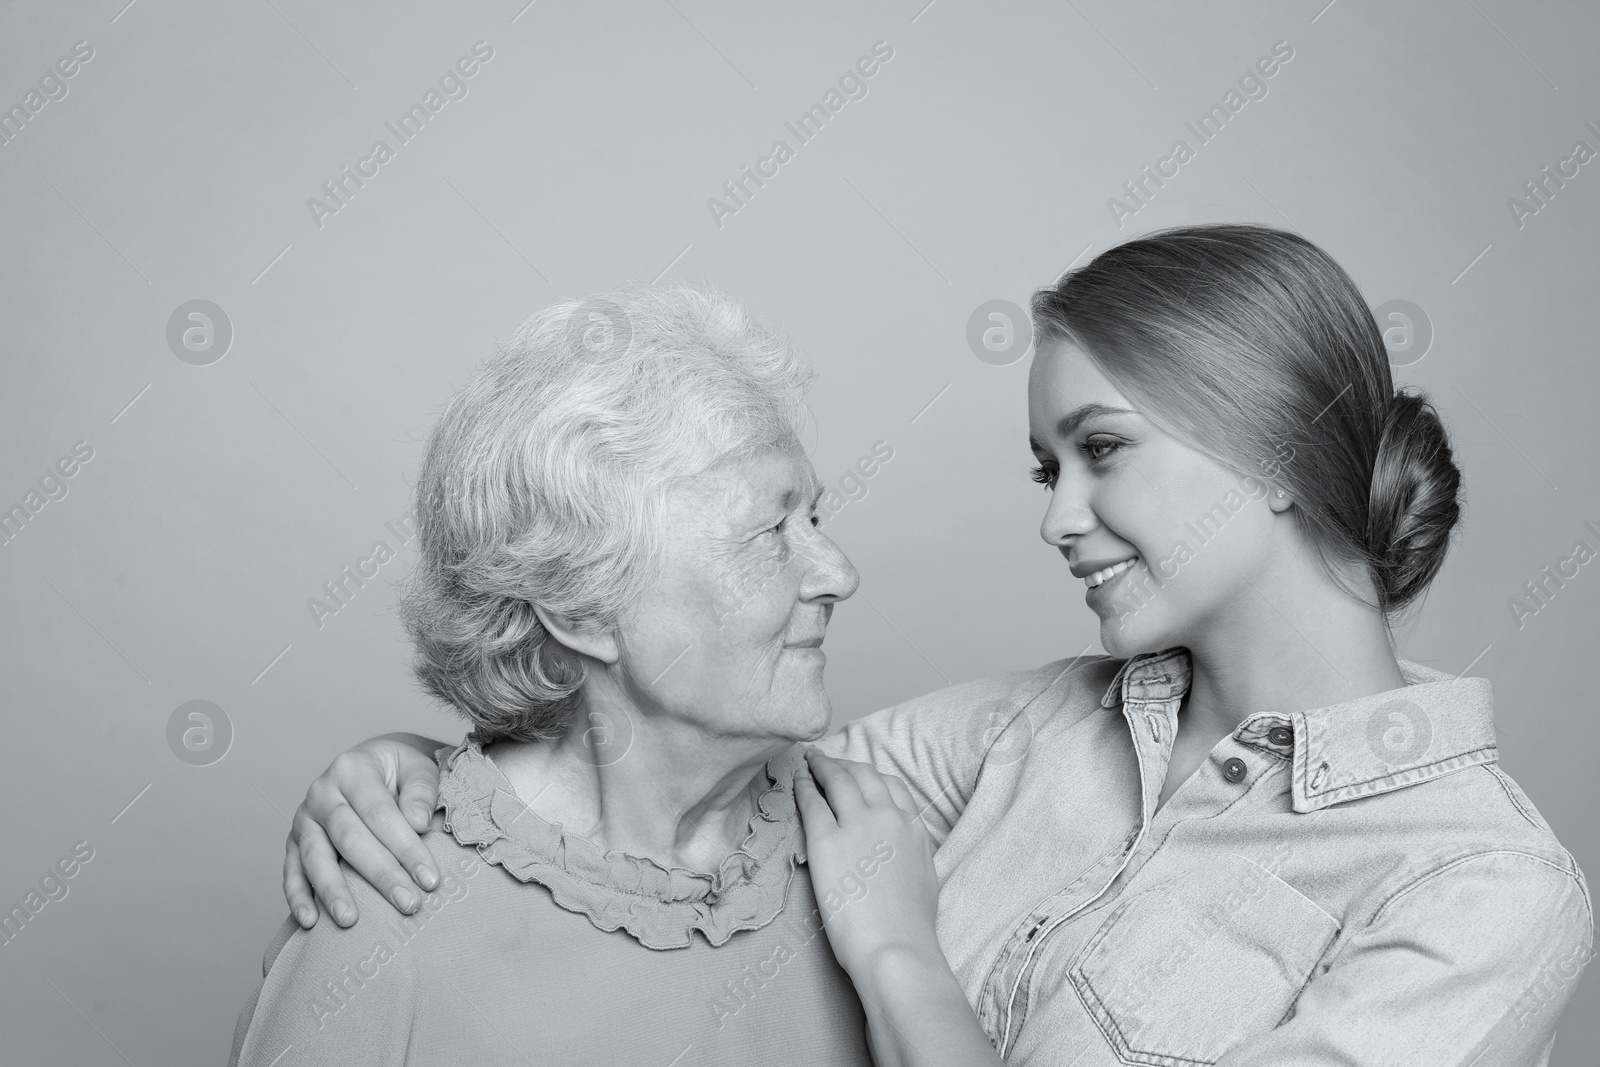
xmin=322 ymin=800 xmax=426 ymax=914
xmin=805 ymin=750 xmax=867 ymax=819
xmin=882 ymin=773 xmax=919 ymax=818
xmin=294 ymin=815 xmax=361 ymax=927
xmin=283 ymin=836 xmax=319 ymax=929
xmin=348 ymin=773 xmax=439 ymax=893
xmin=793 ymin=767 xmax=838 ymax=834
xmin=836 ymin=757 xmax=896 ymax=808
xmin=395 ymin=750 xmax=442 ymax=836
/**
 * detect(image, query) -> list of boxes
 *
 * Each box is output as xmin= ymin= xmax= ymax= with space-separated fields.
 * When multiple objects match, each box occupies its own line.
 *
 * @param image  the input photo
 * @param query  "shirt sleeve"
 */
xmin=229 ymin=874 xmax=422 ymax=1067
xmin=1216 ymin=849 xmax=1594 ymax=1066
xmin=814 ymin=659 xmax=1088 ymax=842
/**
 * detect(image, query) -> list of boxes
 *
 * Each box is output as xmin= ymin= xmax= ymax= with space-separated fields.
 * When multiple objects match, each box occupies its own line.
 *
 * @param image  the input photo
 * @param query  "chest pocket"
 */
xmin=1067 ymin=856 xmax=1339 ymax=1065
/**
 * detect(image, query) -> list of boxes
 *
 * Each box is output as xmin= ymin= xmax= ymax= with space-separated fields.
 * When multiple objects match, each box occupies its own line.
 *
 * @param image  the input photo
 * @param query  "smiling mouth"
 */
xmin=1084 ymin=556 xmax=1139 ymax=589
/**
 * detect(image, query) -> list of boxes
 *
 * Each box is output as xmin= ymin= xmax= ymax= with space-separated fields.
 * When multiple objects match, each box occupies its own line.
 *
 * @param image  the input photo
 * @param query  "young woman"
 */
xmin=278 ymin=226 xmax=1591 ymax=1064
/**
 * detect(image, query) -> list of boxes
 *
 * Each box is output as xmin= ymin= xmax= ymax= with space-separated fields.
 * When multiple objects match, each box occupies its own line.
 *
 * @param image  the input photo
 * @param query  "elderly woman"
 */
xmin=228 ymin=288 xmax=873 ymax=1066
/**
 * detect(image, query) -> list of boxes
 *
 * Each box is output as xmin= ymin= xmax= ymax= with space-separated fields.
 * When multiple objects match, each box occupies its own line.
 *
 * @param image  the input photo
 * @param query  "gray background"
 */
xmin=2 ymin=0 xmax=1596 ymax=1063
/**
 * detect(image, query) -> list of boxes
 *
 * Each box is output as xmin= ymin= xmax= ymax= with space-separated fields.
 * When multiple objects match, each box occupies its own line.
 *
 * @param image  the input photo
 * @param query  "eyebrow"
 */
xmin=1031 ymin=402 xmax=1140 ymax=449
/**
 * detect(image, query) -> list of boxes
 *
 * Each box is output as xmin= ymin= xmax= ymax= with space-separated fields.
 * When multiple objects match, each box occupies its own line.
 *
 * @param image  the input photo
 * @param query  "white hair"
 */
xmin=399 ymin=287 xmax=813 ymax=741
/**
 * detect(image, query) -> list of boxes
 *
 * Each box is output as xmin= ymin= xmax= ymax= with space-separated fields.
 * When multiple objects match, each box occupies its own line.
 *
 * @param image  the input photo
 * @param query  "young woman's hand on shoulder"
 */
xmin=796 ymin=749 xmax=1004 ymax=1067
xmin=283 ymin=732 xmax=446 ymax=928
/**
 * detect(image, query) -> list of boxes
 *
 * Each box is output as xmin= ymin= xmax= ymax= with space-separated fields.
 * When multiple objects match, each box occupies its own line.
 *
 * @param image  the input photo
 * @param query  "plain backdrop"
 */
xmin=2 ymin=1 xmax=1596 ymax=1063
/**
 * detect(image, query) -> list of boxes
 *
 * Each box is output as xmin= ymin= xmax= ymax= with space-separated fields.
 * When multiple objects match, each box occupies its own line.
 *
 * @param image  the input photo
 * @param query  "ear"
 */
xmin=531 ymin=603 xmax=620 ymax=665
xmin=1268 ymin=487 xmax=1294 ymax=514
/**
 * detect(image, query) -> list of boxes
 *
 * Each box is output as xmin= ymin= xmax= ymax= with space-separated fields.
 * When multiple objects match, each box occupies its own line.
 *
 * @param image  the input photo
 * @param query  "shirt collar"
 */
xmin=1099 ymin=646 xmax=1192 ymax=709
xmin=1100 ymin=649 xmax=1499 ymax=812
xmin=1287 ymin=659 xmax=1498 ymax=812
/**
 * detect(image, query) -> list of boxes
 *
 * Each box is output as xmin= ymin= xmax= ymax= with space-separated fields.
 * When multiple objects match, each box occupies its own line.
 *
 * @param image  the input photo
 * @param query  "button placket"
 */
xmin=992 ymin=809 xmax=1157 ymax=1056
xmin=978 ymin=835 xmax=1133 ymax=1043
xmin=994 ymin=656 xmax=1190 ymax=1057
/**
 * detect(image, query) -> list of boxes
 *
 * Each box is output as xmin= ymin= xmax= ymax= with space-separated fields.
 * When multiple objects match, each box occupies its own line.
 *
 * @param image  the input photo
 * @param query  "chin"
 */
xmin=793 ymin=697 xmax=834 ymax=741
xmin=793 ymin=720 xmax=831 ymax=744
xmin=1098 ymin=610 xmax=1174 ymax=661
xmin=773 ymin=689 xmax=833 ymax=743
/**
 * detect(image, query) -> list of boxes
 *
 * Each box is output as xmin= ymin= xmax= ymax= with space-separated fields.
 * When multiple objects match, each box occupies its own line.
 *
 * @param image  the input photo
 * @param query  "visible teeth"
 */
xmin=1085 ymin=557 xmax=1138 ymax=588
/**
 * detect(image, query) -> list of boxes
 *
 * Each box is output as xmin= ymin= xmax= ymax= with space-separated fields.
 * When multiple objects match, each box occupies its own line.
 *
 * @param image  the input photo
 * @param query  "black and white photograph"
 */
xmin=1 ymin=1 xmax=1596 ymax=1064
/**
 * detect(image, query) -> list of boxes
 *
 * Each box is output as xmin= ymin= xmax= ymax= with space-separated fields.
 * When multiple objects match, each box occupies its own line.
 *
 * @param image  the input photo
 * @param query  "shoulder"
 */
xmin=258 ymin=848 xmax=435 ymax=984
xmin=1365 ymin=764 xmax=1592 ymax=949
xmin=234 ymin=823 xmax=493 ymax=1066
xmin=262 ymin=823 xmax=491 ymax=999
xmin=1370 ymin=838 xmax=1592 ymax=980
xmin=870 ymin=654 xmax=1120 ymax=724
xmin=233 ymin=873 xmax=421 ymax=1065
xmin=1021 ymin=654 xmax=1124 ymax=717
xmin=819 ymin=656 xmax=1125 ymax=791
xmin=1395 ymin=759 xmax=1584 ymax=877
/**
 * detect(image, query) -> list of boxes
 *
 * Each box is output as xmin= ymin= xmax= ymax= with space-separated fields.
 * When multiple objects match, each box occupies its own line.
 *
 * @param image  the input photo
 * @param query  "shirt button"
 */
xmin=1268 ymin=726 xmax=1293 ymax=747
xmin=1223 ymin=757 xmax=1248 ymax=783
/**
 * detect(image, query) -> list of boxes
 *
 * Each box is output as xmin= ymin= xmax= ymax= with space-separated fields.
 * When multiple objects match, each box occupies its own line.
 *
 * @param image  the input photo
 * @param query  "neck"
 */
xmin=1179 ymin=552 xmax=1407 ymax=737
xmin=485 ymin=690 xmax=792 ymax=876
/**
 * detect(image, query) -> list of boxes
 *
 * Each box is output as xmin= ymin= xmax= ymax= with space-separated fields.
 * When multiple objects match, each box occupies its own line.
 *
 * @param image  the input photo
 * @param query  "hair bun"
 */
xmin=1366 ymin=389 xmax=1462 ymax=612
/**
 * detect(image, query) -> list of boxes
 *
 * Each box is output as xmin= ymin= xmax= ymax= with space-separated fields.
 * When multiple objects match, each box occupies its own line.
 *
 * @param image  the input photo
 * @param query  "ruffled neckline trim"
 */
xmin=435 ymin=737 xmax=807 ymax=950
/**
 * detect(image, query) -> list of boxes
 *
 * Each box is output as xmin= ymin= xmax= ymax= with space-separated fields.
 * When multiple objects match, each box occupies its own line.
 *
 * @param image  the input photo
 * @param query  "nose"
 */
xmin=797 ymin=525 xmax=860 ymax=604
xmin=1039 ymin=468 xmax=1096 ymax=548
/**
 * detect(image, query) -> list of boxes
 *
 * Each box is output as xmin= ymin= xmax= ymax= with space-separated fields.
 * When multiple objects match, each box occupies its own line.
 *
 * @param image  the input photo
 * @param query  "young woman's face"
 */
xmin=1027 ymin=338 xmax=1283 ymax=657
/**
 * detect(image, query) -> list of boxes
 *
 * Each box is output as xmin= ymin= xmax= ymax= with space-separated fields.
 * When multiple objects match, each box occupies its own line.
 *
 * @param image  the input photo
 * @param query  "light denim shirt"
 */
xmin=819 ymin=648 xmax=1592 ymax=1065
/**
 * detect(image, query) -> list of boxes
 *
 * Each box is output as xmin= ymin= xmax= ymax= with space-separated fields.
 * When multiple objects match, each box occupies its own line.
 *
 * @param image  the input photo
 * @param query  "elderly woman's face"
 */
xmin=612 ymin=445 xmax=859 ymax=743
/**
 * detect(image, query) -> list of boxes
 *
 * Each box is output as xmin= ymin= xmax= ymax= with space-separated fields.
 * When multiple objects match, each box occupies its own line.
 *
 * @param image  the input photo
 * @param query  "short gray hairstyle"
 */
xmin=399 ymin=287 xmax=813 ymax=742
